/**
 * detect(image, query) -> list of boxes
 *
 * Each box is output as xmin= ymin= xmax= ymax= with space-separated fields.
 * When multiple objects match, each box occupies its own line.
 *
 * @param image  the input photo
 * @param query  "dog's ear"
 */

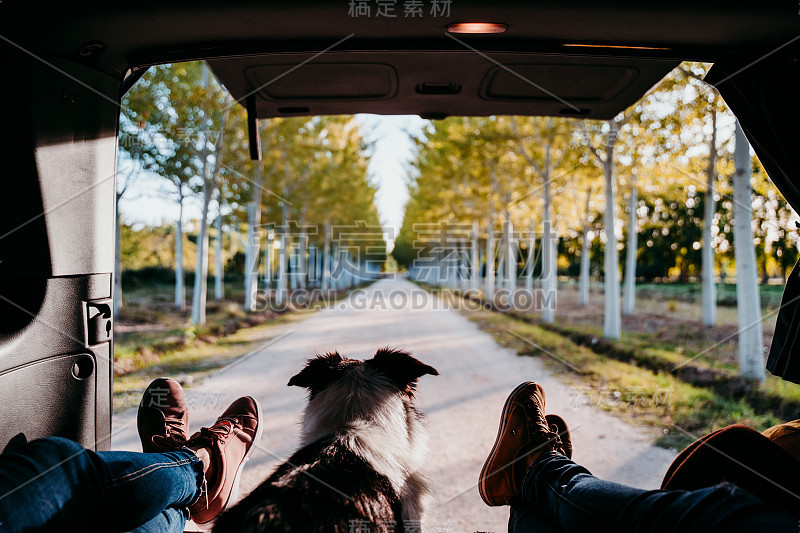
xmin=367 ymin=348 xmax=438 ymax=394
xmin=288 ymin=352 xmax=344 ymax=390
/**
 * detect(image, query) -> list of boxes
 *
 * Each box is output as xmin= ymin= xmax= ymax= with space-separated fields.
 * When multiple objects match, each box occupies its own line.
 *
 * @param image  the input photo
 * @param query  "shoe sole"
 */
xmin=227 ymin=397 xmax=263 ymax=507
xmin=198 ymin=396 xmax=264 ymax=529
xmin=478 ymin=381 xmax=536 ymax=506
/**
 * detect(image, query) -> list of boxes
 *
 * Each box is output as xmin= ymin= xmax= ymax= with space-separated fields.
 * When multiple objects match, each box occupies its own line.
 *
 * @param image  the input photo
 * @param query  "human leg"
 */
xmin=483 ymin=383 xmax=797 ymax=533
xmin=0 ymin=377 xmax=262 ymax=532
xmin=522 ymin=451 xmax=796 ymax=532
xmin=129 ymin=507 xmax=189 ymax=533
xmin=661 ymin=424 xmax=800 ymax=514
xmin=0 ymin=436 xmax=202 ymax=533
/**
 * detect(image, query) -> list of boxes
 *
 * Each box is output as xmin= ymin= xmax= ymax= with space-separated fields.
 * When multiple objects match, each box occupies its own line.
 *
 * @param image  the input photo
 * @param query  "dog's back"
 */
xmin=214 ymin=349 xmax=438 ymax=532
xmin=214 ymin=437 xmax=403 ymax=532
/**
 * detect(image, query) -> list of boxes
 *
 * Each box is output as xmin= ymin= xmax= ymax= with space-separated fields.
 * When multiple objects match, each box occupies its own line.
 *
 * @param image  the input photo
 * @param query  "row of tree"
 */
xmin=394 ymin=62 xmax=792 ymax=381
xmin=119 ymin=61 xmax=386 ymax=323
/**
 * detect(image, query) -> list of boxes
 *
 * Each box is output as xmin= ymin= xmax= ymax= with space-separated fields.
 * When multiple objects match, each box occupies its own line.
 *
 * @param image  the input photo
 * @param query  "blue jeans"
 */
xmin=0 ymin=436 xmax=203 ymax=533
xmin=510 ymin=451 xmax=798 ymax=533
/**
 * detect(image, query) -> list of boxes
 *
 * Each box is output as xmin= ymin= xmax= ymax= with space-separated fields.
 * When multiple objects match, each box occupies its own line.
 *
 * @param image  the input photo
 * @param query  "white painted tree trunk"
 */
xmin=175 ymin=198 xmax=185 ymax=310
xmin=297 ymin=218 xmax=307 ymax=289
xmin=485 ymin=217 xmax=495 ymax=300
xmin=603 ymin=123 xmax=622 ymax=339
xmin=191 ymin=65 xmax=227 ymax=325
xmin=244 ymin=166 xmax=262 ymax=312
xmin=579 ymin=228 xmax=591 ymax=307
xmin=331 ymin=245 xmax=339 ymax=291
xmin=504 ymin=214 xmax=516 ymax=295
xmin=214 ymin=207 xmax=223 ymax=300
xmin=264 ymin=235 xmax=275 ymax=292
xmin=470 ymin=220 xmax=480 ymax=292
xmin=622 ymin=173 xmax=637 ymax=315
xmin=524 ymin=222 xmax=535 ymax=295
xmin=309 ymin=245 xmax=317 ymax=287
xmin=541 ymin=228 xmax=556 ymax=323
xmin=578 ymin=189 xmax=591 ymax=307
xmin=191 ymin=189 xmax=212 ymax=324
xmin=702 ymin=104 xmax=718 ymax=326
xmin=114 ymin=204 xmax=122 ymax=315
xmin=344 ymin=251 xmax=352 ymax=288
xmin=541 ymin=169 xmax=556 ymax=323
xmin=322 ymin=222 xmax=331 ymax=291
xmin=460 ymin=238 xmax=469 ymax=292
xmin=496 ymin=234 xmax=504 ymax=294
xmin=276 ymin=203 xmax=289 ymax=306
xmin=733 ymin=121 xmax=766 ymax=381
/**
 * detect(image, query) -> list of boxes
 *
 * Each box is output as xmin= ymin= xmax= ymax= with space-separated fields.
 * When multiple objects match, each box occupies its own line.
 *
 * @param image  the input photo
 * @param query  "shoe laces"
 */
xmin=152 ymin=412 xmax=187 ymax=448
xmin=200 ymin=419 xmax=236 ymax=441
xmin=165 ymin=413 xmax=186 ymax=435
xmin=548 ymin=424 xmax=564 ymax=451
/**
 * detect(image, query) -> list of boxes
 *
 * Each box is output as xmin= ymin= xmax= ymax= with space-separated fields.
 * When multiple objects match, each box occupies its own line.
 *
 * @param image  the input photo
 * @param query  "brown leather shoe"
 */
xmin=187 ymin=396 xmax=262 ymax=525
xmin=137 ymin=378 xmax=190 ymax=453
xmin=545 ymin=414 xmax=573 ymax=459
xmin=478 ymin=382 xmax=563 ymax=506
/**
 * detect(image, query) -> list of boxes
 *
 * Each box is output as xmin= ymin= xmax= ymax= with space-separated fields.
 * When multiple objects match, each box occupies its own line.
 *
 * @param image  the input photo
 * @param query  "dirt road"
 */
xmin=113 ymin=277 xmax=676 ymax=532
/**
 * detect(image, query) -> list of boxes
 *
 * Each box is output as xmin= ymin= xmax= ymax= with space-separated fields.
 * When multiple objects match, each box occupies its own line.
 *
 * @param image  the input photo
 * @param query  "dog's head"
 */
xmin=288 ymin=347 xmax=437 ymax=399
xmin=288 ymin=348 xmax=438 ymax=445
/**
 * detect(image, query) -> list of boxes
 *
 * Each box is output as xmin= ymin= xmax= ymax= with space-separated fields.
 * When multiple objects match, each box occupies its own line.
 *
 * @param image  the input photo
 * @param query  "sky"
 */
xmin=118 ymin=114 xmax=428 ymax=251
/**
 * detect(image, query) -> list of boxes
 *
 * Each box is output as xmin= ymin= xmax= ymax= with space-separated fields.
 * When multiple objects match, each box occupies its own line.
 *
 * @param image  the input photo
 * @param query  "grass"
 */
xmin=419 ymin=284 xmax=787 ymax=450
xmin=112 ymin=281 xmax=368 ymax=412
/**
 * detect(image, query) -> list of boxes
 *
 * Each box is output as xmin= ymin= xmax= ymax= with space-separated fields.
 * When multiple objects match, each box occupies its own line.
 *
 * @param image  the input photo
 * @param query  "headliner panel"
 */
xmin=210 ymin=51 xmax=680 ymax=119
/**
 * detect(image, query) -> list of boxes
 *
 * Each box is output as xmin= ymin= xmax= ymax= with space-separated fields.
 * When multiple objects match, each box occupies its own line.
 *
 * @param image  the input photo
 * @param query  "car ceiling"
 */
xmin=1 ymin=2 xmax=798 ymax=119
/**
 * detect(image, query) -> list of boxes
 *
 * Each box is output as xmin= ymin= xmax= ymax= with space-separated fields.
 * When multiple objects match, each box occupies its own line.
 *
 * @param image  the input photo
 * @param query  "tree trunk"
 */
xmin=541 ymin=154 xmax=556 ymax=323
xmin=322 ymin=222 xmax=331 ymax=291
xmin=579 ymin=189 xmax=591 ymax=307
xmin=214 ymin=203 xmax=224 ymax=300
xmin=496 ymin=229 xmax=505 ymax=294
xmin=485 ymin=216 xmax=495 ymax=300
xmin=309 ymin=245 xmax=317 ymax=287
xmin=315 ymin=245 xmax=322 ymax=287
xmin=459 ymin=237 xmax=468 ymax=293
xmin=175 ymin=196 xmax=185 ymax=310
xmin=289 ymin=244 xmax=298 ymax=290
xmin=603 ymin=122 xmax=622 ymax=339
xmin=244 ymin=165 xmax=262 ymax=312
xmin=579 ymin=229 xmax=591 ymax=307
xmin=470 ymin=220 xmax=480 ymax=292
xmin=733 ymin=121 xmax=766 ymax=381
xmin=264 ymin=234 xmax=272 ymax=288
xmin=622 ymin=172 xmax=638 ymax=315
xmin=276 ymin=201 xmax=289 ymax=305
xmin=191 ymin=65 xmax=227 ymax=325
xmin=297 ymin=210 xmax=308 ymax=289
xmin=702 ymin=100 xmax=718 ymax=326
xmin=191 ymin=184 xmax=213 ymax=324
xmin=525 ymin=222 xmax=535 ymax=295
xmin=114 ymin=199 xmax=122 ymax=315
xmin=504 ymin=213 xmax=516 ymax=295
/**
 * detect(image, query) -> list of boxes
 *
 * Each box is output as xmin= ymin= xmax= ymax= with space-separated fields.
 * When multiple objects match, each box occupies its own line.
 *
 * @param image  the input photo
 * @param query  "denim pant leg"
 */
xmin=519 ymin=451 xmax=798 ymax=533
xmin=129 ymin=508 xmax=190 ymax=533
xmin=0 ymin=436 xmax=203 ymax=533
xmin=508 ymin=505 xmax=564 ymax=533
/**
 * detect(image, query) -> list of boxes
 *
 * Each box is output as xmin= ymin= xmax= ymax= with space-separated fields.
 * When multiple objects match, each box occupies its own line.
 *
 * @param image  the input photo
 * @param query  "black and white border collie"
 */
xmin=214 ymin=348 xmax=439 ymax=532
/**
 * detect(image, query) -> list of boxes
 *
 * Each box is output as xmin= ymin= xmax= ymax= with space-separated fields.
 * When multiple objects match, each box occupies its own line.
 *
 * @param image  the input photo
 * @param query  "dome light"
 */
xmin=447 ymin=22 xmax=507 ymax=34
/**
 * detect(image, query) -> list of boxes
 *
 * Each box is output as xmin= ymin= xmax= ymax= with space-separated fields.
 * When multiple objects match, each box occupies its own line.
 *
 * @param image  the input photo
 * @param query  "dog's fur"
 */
xmin=213 ymin=348 xmax=438 ymax=533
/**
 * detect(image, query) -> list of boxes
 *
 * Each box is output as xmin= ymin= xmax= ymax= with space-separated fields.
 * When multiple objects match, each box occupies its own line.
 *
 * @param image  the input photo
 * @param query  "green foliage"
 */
xmin=119 ymin=62 xmax=386 ymax=281
xmin=394 ymin=61 xmax=798 ymax=284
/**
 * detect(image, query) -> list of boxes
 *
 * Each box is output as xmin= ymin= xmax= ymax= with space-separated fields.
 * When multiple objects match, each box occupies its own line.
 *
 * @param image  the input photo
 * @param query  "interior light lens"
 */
xmin=562 ymin=43 xmax=671 ymax=51
xmin=447 ymin=22 xmax=507 ymax=34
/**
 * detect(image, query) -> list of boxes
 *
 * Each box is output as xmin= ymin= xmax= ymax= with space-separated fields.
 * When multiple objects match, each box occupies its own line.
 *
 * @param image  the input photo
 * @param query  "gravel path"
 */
xmin=113 ymin=277 xmax=677 ymax=532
